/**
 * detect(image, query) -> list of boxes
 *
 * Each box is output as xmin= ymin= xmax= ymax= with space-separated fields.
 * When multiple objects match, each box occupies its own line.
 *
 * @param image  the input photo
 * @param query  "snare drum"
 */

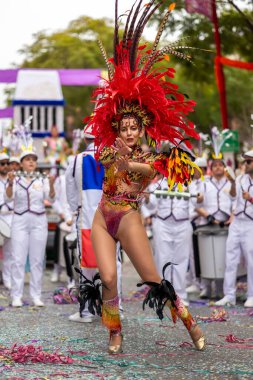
xmin=0 ymin=218 xmax=11 ymax=239
xmin=195 ymin=225 xmax=246 ymax=279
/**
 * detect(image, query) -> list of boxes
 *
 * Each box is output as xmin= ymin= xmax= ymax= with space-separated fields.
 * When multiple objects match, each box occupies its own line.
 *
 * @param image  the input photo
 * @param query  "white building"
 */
xmin=13 ymin=69 xmax=64 ymax=136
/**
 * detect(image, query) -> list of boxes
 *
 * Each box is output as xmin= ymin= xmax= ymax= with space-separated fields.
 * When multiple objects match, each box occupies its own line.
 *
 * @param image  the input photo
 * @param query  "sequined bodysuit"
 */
xmin=98 ymin=145 xmax=165 ymax=239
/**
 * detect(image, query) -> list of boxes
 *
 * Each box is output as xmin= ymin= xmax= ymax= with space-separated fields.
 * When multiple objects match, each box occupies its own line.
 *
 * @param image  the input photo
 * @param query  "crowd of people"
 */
xmin=1 ymin=0 xmax=253 ymax=358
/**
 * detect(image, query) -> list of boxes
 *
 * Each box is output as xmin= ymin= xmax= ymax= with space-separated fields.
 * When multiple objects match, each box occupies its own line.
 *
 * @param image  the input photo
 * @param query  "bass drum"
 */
xmin=195 ymin=225 xmax=246 ymax=279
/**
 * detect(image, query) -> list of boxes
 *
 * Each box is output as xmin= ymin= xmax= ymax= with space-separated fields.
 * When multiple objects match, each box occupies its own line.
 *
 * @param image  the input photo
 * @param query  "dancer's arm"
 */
xmin=116 ymin=156 xmax=155 ymax=178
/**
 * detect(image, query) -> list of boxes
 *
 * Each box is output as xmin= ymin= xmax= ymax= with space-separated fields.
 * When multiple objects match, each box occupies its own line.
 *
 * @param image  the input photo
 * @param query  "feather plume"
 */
xmin=114 ymin=0 xmax=119 ymax=65
xmin=148 ymin=5 xmax=175 ymax=62
xmin=74 ymin=267 xmax=102 ymax=317
xmin=97 ymin=39 xmax=114 ymax=80
xmin=122 ymin=0 xmax=139 ymax=49
xmin=137 ymin=262 xmax=177 ymax=320
xmin=205 ymin=126 xmax=233 ymax=158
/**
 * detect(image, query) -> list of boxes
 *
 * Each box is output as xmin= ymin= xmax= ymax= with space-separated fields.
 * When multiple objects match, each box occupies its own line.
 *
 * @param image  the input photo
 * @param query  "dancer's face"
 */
xmin=119 ymin=117 xmax=144 ymax=147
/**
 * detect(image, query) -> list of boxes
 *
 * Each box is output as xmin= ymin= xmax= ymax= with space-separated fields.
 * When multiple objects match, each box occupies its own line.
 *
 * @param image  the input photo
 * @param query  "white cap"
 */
xmin=0 ymin=153 xmax=9 ymax=161
xmin=195 ymin=157 xmax=207 ymax=168
xmin=82 ymin=132 xmax=95 ymax=139
xmin=20 ymin=150 xmax=38 ymax=161
xmin=9 ymin=157 xmax=20 ymax=164
xmin=242 ymin=150 xmax=253 ymax=160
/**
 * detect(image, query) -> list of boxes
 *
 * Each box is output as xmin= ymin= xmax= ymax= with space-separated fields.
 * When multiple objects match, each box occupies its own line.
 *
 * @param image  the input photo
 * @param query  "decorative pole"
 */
xmin=212 ymin=0 xmax=229 ymax=129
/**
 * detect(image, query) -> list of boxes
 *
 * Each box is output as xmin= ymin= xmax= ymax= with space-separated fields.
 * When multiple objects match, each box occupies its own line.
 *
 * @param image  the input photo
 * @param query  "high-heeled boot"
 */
xmin=138 ymin=263 xmax=205 ymax=351
xmin=167 ymin=296 xmax=205 ymax=351
xmin=102 ymin=296 xmax=123 ymax=354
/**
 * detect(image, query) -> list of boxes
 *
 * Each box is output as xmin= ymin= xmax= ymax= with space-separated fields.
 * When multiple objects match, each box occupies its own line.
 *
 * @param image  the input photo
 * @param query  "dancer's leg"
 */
xmin=91 ymin=211 xmax=122 ymax=346
xmin=118 ymin=212 xmax=204 ymax=345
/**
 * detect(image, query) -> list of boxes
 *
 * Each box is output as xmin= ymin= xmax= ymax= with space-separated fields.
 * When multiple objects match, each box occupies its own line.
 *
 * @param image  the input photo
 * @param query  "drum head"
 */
xmin=0 ymin=218 xmax=11 ymax=238
xmin=59 ymin=221 xmax=72 ymax=233
xmin=65 ymin=231 xmax=77 ymax=242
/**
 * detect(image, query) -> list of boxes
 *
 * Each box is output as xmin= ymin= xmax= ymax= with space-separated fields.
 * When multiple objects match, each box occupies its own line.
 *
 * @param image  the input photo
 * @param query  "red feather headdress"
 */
xmin=84 ymin=0 xmax=199 ymax=160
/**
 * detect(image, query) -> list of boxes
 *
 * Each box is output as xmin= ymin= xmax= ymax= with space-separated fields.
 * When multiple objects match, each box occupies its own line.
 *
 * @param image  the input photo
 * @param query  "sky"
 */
xmin=0 ymin=0 xmax=156 ymax=107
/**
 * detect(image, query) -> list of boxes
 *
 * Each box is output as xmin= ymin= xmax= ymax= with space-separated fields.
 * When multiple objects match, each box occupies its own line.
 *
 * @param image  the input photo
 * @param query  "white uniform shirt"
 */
xmin=0 ymin=177 xmax=13 ymax=214
xmin=234 ymin=174 xmax=253 ymax=220
xmin=52 ymin=174 xmax=72 ymax=222
xmin=201 ymin=176 xmax=234 ymax=222
xmin=5 ymin=176 xmax=54 ymax=215
xmin=65 ymin=143 xmax=100 ymax=211
xmin=149 ymin=178 xmax=191 ymax=221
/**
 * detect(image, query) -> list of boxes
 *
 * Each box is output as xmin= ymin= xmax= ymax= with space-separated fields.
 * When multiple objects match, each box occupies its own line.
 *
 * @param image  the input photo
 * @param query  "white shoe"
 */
xmin=68 ymin=312 xmax=94 ymax=323
xmin=186 ymin=285 xmax=200 ymax=294
xmin=67 ymin=279 xmax=75 ymax=290
xmin=244 ymin=297 xmax=253 ymax=308
xmin=51 ymin=271 xmax=59 ymax=283
xmin=12 ymin=297 xmax=23 ymax=307
xmin=32 ymin=298 xmax=45 ymax=307
xmin=183 ymin=299 xmax=190 ymax=307
xmin=215 ymin=296 xmax=235 ymax=307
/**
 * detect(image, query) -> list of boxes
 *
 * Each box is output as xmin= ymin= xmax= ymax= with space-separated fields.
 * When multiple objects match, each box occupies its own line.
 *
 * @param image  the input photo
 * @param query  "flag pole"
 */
xmin=212 ymin=0 xmax=229 ymax=129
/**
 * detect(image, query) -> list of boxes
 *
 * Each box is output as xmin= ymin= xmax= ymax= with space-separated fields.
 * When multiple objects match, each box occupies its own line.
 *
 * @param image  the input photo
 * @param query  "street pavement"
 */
xmin=0 ymin=262 xmax=253 ymax=380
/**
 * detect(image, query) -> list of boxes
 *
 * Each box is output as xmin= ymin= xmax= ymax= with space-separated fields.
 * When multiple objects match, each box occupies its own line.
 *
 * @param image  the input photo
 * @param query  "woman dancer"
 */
xmin=81 ymin=0 xmax=205 ymax=354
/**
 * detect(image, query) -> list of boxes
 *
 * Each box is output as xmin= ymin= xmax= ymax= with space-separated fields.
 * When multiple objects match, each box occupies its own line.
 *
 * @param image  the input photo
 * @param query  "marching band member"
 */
xmin=6 ymin=146 xmax=55 ymax=307
xmin=66 ymin=133 xmax=123 ymax=323
xmin=149 ymin=178 xmax=202 ymax=306
xmin=51 ymin=166 xmax=74 ymax=283
xmin=0 ymin=152 xmax=13 ymax=289
xmin=186 ymin=157 xmax=208 ymax=294
xmin=216 ymin=150 xmax=253 ymax=307
xmin=8 ymin=157 xmax=21 ymax=172
xmin=195 ymin=158 xmax=236 ymax=299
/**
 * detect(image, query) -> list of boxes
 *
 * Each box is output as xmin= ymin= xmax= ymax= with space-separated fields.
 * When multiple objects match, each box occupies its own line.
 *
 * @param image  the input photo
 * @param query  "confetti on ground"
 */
xmin=0 ymin=266 xmax=253 ymax=379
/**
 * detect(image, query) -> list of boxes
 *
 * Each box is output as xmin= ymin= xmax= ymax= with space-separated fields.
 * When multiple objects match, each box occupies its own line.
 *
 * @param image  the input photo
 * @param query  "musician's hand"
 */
xmin=242 ymin=191 xmax=251 ymax=201
xmin=7 ymin=171 xmax=15 ymax=185
xmin=207 ymin=215 xmax=215 ymax=225
xmin=144 ymin=192 xmax=150 ymax=203
xmin=66 ymin=219 xmax=73 ymax=226
xmin=116 ymin=156 xmax=130 ymax=171
xmin=112 ymin=138 xmax=132 ymax=156
xmin=224 ymin=214 xmax=234 ymax=225
xmin=144 ymin=217 xmax=152 ymax=226
xmin=196 ymin=193 xmax=203 ymax=203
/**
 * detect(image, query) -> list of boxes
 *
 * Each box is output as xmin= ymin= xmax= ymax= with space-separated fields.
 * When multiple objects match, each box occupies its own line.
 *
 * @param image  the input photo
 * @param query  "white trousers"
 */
xmin=11 ymin=213 xmax=48 ymax=299
xmin=224 ymin=218 xmax=253 ymax=298
xmin=153 ymin=218 xmax=192 ymax=300
xmin=2 ymin=237 xmax=12 ymax=287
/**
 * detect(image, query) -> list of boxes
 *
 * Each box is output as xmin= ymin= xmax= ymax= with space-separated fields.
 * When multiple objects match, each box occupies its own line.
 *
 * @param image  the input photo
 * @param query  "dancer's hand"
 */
xmin=116 ymin=156 xmax=130 ymax=171
xmin=112 ymin=138 xmax=132 ymax=156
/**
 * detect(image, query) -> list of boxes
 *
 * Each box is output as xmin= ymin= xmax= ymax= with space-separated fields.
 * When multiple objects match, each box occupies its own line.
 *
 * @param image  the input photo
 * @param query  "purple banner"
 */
xmin=0 ymin=107 xmax=13 ymax=118
xmin=58 ymin=69 xmax=101 ymax=86
xmin=0 ymin=69 xmax=18 ymax=83
xmin=185 ymin=0 xmax=213 ymax=21
xmin=0 ymin=69 xmax=102 ymax=85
